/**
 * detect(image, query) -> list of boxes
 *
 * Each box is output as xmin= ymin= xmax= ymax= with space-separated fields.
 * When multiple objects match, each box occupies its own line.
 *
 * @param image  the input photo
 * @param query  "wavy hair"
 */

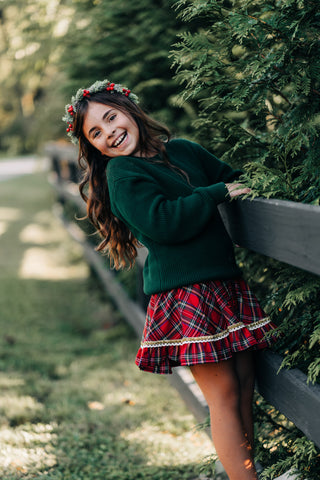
xmin=72 ymin=90 xmax=171 ymax=269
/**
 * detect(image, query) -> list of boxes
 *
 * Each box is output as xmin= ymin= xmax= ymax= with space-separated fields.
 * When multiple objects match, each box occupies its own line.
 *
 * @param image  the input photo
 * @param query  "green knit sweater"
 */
xmin=107 ymin=138 xmax=242 ymax=295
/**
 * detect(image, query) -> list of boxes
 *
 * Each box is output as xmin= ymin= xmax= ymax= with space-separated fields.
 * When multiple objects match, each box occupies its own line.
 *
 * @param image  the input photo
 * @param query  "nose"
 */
xmin=107 ymin=127 xmax=116 ymax=139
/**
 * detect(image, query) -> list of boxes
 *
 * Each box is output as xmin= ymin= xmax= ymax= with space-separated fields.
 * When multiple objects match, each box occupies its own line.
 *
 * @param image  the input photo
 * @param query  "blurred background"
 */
xmin=0 ymin=0 xmax=193 ymax=156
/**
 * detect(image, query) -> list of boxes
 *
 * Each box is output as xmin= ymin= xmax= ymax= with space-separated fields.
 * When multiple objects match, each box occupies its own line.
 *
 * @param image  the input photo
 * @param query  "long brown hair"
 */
xmin=72 ymin=90 xmax=171 ymax=269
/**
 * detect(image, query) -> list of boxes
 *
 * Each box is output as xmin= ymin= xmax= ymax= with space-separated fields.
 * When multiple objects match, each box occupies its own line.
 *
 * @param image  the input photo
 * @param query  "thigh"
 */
xmin=190 ymin=360 xmax=240 ymax=408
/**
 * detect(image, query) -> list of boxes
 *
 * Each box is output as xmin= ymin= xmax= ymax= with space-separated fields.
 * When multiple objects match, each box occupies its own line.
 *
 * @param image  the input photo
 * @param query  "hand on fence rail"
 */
xmin=226 ymin=182 xmax=251 ymax=198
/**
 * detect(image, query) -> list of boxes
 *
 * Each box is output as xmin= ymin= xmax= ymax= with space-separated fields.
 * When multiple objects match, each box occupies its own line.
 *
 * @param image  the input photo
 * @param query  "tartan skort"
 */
xmin=135 ymin=279 xmax=278 ymax=374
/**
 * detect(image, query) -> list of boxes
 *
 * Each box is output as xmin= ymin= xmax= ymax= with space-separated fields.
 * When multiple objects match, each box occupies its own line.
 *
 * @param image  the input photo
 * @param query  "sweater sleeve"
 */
xmin=187 ymin=140 xmax=243 ymax=184
xmin=108 ymin=172 xmax=229 ymax=245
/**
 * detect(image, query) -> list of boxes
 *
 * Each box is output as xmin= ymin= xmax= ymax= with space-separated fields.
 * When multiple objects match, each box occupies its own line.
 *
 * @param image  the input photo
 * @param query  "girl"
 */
xmin=63 ymin=79 xmax=278 ymax=480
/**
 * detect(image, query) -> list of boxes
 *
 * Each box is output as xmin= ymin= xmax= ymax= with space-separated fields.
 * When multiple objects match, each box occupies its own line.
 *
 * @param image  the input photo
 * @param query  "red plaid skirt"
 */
xmin=135 ymin=279 xmax=278 ymax=374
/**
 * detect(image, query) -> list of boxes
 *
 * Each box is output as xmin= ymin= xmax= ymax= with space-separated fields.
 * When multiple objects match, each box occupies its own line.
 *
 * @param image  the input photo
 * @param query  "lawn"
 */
xmin=0 ymin=170 xmax=214 ymax=479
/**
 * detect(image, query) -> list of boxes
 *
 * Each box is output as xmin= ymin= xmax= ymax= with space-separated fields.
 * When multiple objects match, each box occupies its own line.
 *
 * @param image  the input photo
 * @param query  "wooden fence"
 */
xmin=45 ymin=142 xmax=320 ymax=480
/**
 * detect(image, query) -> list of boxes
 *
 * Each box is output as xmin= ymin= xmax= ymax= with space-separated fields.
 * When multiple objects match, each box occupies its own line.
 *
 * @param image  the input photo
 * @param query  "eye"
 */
xmin=93 ymin=130 xmax=101 ymax=139
xmin=109 ymin=113 xmax=116 ymax=121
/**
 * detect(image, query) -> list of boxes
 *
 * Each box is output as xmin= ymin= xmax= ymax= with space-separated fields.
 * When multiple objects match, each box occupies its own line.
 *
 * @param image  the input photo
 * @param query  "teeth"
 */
xmin=114 ymin=132 xmax=126 ymax=147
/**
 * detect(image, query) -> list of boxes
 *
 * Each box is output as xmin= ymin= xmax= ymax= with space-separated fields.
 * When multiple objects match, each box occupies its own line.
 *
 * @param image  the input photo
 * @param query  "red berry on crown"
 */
xmin=64 ymin=80 xmax=138 ymax=143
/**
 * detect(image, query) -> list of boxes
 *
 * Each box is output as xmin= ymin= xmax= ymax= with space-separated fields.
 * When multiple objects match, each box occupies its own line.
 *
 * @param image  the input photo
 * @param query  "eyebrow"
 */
xmin=88 ymin=109 xmax=113 ymax=137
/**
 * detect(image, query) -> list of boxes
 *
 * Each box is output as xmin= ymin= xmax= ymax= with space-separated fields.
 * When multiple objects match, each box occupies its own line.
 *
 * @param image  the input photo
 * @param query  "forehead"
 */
xmin=82 ymin=102 xmax=114 ymax=137
xmin=83 ymin=101 xmax=132 ymax=128
xmin=83 ymin=102 xmax=113 ymax=123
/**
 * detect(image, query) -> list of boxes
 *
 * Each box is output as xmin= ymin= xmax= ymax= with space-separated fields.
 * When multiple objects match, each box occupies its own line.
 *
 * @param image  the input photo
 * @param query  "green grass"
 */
xmin=0 ymin=172 xmax=214 ymax=479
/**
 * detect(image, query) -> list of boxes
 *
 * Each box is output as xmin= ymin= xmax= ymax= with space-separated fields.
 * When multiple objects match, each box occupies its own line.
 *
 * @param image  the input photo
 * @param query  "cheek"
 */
xmin=133 ymin=125 xmax=140 ymax=141
xmin=94 ymin=140 xmax=106 ymax=155
xmin=97 ymin=136 xmax=106 ymax=148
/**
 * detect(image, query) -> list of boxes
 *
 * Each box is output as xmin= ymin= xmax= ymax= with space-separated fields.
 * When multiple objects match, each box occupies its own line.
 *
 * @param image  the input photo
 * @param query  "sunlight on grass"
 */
xmin=19 ymin=210 xmax=72 ymax=244
xmin=0 ymin=374 xmax=25 ymax=389
xmin=19 ymin=246 xmax=89 ymax=279
xmin=0 ymin=372 xmax=57 ymax=476
xmin=0 ymin=393 xmax=44 ymax=421
xmin=0 ymin=207 xmax=21 ymax=221
xmin=20 ymin=222 xmax=67 ymax=244
xmin=0 ymin=207 xmax=21 ymax=237
xmin=122 ymin=423 xmax=213 ymax=467
xmin=0 ymin=221 xmax=8 ymax=236
xmin=0 ymin=423 xmax=57 ymax=475
xmin=18 ymin=208 xmax=90 ymax=280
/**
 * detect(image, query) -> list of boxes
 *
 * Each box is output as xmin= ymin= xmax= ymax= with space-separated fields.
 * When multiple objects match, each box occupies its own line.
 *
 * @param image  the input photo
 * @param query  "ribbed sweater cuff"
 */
xmin=196 ymin=182 xmax=229 ymax=205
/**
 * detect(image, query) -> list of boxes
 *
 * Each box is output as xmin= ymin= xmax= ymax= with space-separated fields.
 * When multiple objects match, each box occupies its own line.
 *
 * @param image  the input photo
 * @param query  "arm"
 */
xmin=190 ymin=141 xmax=243 ymax=184
xmin=109 ymin=174 xmax=230 ymax=245
xmin=188 ymin=142 xmax=250 ymax=198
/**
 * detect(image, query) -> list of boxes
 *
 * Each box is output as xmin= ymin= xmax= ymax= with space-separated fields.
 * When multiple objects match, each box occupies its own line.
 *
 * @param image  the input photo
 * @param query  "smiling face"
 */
xmin=82 ymin=102 xmax=141 ymax=157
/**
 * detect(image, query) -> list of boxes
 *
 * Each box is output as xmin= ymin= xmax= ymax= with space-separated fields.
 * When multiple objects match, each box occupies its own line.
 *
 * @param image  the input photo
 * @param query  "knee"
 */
xmin=206 ymin=376 xmax=240 ymax=411
xmin=190 ymin=361 xmax=241 ymax=412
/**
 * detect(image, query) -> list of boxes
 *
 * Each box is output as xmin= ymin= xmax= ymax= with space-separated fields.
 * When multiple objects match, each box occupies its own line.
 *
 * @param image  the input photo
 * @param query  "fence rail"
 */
xmin=218 ymin=199 xmax=320 ymax=276
xmin=46 ymin=142 xmax=320 ymax=479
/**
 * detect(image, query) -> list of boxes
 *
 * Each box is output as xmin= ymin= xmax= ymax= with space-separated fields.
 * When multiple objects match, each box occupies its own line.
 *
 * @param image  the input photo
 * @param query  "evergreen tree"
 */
xmin=0 ymin=0 xmax=69 ymax=153
xmin=0 ymin=0 xmax=192 ymax=152
xmin=0 ymin=0 xmax=73 ymax=154
xmin=60 ymin=0 xmax=190 ymax=137
xmin=171 ymin=1 xmax=320 ymax=478
xmin=171 ymin=0 xmax=320 ymax=204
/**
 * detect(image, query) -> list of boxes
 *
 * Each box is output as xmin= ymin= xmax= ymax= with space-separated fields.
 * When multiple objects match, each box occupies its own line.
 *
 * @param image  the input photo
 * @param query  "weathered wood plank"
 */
xmin=218 ymin=198 xmax=320 ymax=276
xmin=48 ymin=177 xmax=85 ymax=211
xmin=274 ymin=471 xmax=298 ymax=480
xmin=169 ymin=367 xmax=209 ymax=425
xmin=256 ymin=350 xmax=320 ymax=449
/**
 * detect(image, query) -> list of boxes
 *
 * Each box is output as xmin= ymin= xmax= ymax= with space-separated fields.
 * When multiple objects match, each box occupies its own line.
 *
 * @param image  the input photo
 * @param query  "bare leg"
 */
xmin=234 ymin=350 xmax=256 ymax=449
xmin=190 ymin=360 xmax=258 ymax=480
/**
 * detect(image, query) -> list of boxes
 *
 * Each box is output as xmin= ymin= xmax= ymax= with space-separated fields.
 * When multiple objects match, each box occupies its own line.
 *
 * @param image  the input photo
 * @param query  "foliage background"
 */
xmin=0 ymin=0 xmax=319 ymax=478
xmin=170 ymin=0 xmax=320 ymax=384
xmin=170 ymin=1 xmax=320 ymax=478
xmin=0 ymin=0 xmax=194 ymax=154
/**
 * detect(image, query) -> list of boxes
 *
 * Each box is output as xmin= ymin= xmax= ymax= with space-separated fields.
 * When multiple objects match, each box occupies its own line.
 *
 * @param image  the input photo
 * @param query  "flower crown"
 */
xmin=62 ymin=79 xmax=139 ymax=144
